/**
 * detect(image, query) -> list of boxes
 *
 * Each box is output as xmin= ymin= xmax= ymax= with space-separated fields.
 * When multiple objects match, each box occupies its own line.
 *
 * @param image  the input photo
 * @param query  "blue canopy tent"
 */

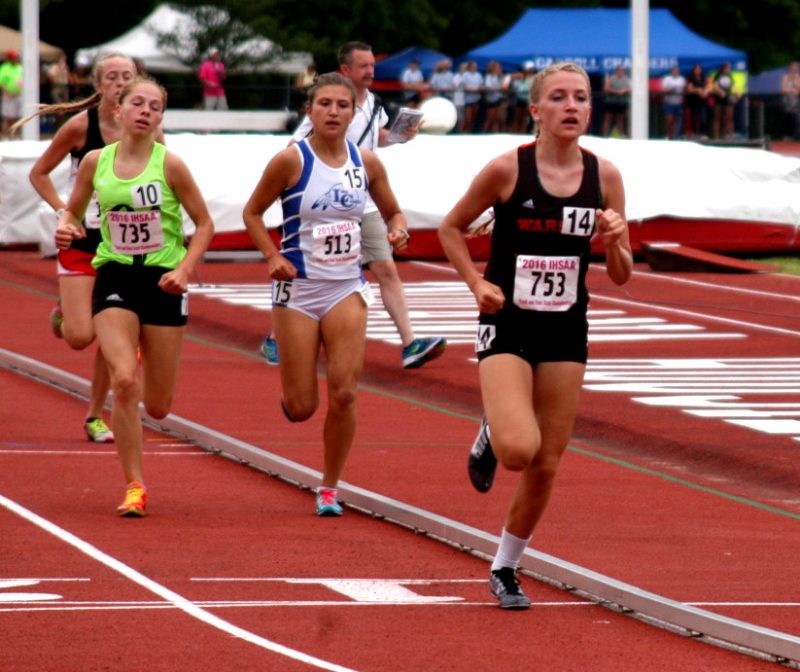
xmin=375 ymin=46 xmax=452 ymax=80
xmin=749 ymin=66 xmax=787 ymax=95
xmin=461 ymin=8 xmax=747 ymax=75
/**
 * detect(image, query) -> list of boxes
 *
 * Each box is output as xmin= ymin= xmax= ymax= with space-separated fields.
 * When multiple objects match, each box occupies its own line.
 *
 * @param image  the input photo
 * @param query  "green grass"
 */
xmin=751 ymin=255 xmax=800 ymax=275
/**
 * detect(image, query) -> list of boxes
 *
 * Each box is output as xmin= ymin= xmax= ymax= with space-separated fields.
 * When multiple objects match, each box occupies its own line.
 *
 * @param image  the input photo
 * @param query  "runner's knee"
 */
xmin=282 ymin=396 xmax=317 ymax=422
xmin=62 ymin=325 xmax=95 ymax=350
xmin=144 ymin=396 xmax=173 ymax=420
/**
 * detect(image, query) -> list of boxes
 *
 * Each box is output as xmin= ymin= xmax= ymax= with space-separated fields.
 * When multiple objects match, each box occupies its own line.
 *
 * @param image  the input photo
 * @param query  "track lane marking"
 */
xmin=0 ymin=450 xmax=209 ymax=456
xmin=189 ymin=282 xmax=747 ymax=344
xmin=0 ymin=493 xmax=357 ymax=672
xmin=4 ymin=600 xmax=797 ymax=613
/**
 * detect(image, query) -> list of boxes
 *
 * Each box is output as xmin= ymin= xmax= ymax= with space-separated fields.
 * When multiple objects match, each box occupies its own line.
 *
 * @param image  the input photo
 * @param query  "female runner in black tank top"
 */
xmin=20 ymin=54 xmax=142 ymax=443
xmin=439 ymin=63 xmax=633 ymax=609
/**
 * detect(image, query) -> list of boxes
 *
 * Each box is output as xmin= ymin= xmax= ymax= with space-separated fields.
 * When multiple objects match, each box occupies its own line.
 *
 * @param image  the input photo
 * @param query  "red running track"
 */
xmin=1 ymin=250 xmax=798 ymax=671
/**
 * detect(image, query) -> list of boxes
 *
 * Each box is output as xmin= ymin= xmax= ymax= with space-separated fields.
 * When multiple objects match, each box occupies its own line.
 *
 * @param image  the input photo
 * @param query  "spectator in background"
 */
xmin=661 ymin=65 xmax=686 ymax=139
xmin=452 ymin=62 xmax=469 ymax=132
xmin=684 ymin=64 xmax=707 ymax=139
xmin=47 ymin=54 xmax=71 ymax=105
xmin=198 ymin=47 xmax=227 ymax=110
xmin=295 ymin=61 xmax=317 ymax=94
xmin=400 ymin=59 xmax=427 ymax=108
xmin=292 ymin=60 xmax=317 ymax=118
xmin=69 ymin=55 xmax=94 ymax=99
xmin=709 ymin=62 xmax=734 ymax=139
xmin=601 ymin=65 xmax=631 ymax=138
xmin=0 ymin=50 xmax=23 ymax=138
xmin=509 ymin=61 xmax=536 ymax=134
xmin=44 ymin=54 xmax=71 ymax=133
xmin=429 ymin=58 xmax=455 ymax=101
xmin=460 ymin=61 xmax=483 ymax=133
xmin=482 ymin=61 xmax=507 ymax=133
xmin=781 ymin=62 xmax=800 ymax=140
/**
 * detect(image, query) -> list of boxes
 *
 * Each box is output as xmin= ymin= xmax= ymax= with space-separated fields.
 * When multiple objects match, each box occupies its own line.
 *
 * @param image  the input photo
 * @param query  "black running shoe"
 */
xmin=489 ymin=567 xmax=532 ymax=610
xmin=468 ymin=417 xmax=497 ymax=493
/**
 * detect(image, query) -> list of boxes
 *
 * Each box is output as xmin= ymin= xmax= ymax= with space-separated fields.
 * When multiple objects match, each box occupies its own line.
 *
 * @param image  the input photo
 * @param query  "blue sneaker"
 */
xmin=401 ymin=336 xmax=446 ymax=369
xmin=259 ymin=335 xmax=279 ymax=365
xmin=316 ymin=487 xmax=343 ymax=517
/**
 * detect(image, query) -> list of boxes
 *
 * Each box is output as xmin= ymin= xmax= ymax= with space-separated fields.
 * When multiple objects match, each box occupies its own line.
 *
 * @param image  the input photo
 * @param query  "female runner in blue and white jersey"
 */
xmin=439 ymin=63 xmax=633 ymax=608
xmin=243 ymin=72 xmax=410 ymax=517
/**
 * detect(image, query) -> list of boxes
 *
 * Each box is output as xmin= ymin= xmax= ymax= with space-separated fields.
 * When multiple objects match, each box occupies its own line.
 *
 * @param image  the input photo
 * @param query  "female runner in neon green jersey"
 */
xmin=55 ymin=76 xmax=214 ymax=517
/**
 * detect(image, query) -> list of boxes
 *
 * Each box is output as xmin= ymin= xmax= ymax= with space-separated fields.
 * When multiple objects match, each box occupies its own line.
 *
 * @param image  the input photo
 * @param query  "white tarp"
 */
xmin=2 ymin=133 xmax=800 ymax=255
xmin=74 ymin=4 xmax=311 ymax=75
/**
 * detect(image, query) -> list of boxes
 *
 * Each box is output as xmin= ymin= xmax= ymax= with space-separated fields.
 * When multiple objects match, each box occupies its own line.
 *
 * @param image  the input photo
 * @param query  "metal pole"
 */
xmin=630 ymin=0 xmax=649 ymax=140
xmin=20 ymin=0 xmax=39 ymax=141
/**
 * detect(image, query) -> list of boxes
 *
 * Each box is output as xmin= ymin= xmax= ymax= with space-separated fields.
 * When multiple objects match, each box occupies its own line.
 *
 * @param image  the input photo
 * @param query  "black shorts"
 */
xmin=476 ymin=310 xmax=588 ymax=366
xmin=604 ymin=102 xmax=627 ymax=114
xmin=92 ymin=261 xmax=188 ymax=326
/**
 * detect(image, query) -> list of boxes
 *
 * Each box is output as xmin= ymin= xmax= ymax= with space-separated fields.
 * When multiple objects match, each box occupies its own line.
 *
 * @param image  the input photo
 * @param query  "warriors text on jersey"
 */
xmin=279 ymin=139 xmax=368 ymax=280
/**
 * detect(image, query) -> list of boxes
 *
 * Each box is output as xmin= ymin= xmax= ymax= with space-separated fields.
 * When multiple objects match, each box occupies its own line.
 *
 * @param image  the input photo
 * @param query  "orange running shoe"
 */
xmin=117 ymin=481 xmax=147 ymax=517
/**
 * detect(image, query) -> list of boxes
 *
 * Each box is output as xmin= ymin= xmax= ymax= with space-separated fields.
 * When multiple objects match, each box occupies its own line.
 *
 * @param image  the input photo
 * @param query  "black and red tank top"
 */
xmin=486 ymin=141 xmax=602 ymax=317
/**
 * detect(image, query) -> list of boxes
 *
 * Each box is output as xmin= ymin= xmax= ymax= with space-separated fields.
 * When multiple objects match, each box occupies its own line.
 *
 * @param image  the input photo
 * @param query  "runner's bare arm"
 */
xmin=438 ymin=153 xmax=516 ymax=313
xmin=597 ymin=158 xmax=633 ymax=285
xmin=242 ymin=148 xmax=299 ymax=281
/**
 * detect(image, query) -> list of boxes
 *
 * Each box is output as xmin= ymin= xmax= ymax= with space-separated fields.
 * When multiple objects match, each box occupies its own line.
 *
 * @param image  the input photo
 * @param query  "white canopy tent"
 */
xmin=74 ymin=3 xmax=311 ymax=75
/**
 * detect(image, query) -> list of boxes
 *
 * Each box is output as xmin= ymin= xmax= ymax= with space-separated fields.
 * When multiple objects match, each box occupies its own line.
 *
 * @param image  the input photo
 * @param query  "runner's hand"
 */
xmin=54 ymin=217 xmax=85 ymax=251
xmin=596 ymin=208 xmax=626 ymax=248
xmin=388 ymin=228 xmax=410 ymax=250
xmin=471 ymin=277 xmax=505 ymax=314
xmin=267 ymin=254 xmax=297 ymax=281
xmin=159 ymin=267 xmax=190 ymax=294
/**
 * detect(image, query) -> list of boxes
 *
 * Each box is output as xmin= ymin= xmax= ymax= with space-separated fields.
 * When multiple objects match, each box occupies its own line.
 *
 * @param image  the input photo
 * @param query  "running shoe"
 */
xmin=489 ymin=567 xmax=532 ymax=610
xmin=468 ymin=416 xmax=497 ymax=493
xmin=117 ymin=481 xmax=148 ymax=517
xmin=50 ymin=302 xmax=63 ymax=339
xmin=315 ymin=486 xmax=343 ymax=517
xmin=84 ymin=417 xmax=114 ymax=443
xmin=259 ymin=335 xmax=279 ymax=365
xmin=401 ymin=336 xmax=447 ymax=369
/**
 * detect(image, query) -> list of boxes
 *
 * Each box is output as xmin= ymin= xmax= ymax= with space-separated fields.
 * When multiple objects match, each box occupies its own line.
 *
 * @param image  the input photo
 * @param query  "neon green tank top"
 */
xmin=91 ymin=141 xmax=186 ymax=269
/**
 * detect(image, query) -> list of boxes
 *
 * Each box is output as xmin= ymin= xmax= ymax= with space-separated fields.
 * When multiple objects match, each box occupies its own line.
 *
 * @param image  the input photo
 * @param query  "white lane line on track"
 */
xmin=0 ymin=493 xmax=357 ymax=672
xmin=622 ymin=265 xmax=800 ymax=304
xmin=190 ymin=281 xmax=746 ymax=345
xmin=0 ymin=600 xmax=589 ymax=612
xmin=0 ymin=450 xmax=209 ymax=456
xmin=4 ymin=600 xmax=798 ymax=613
xmin=2 ymin=578 xmax=90 ymax=581
xmin=412 ymin=260 xmax=800 ymax=305
xmin=596 ymin=291 xmax=800 ymax=338
xmin=191 ymin=577 xmax=487 ymax=582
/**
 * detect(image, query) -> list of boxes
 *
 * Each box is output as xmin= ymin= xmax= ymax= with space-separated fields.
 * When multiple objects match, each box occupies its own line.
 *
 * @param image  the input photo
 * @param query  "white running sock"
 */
xmin=491 ymin=528 xmax=532 ymax=572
